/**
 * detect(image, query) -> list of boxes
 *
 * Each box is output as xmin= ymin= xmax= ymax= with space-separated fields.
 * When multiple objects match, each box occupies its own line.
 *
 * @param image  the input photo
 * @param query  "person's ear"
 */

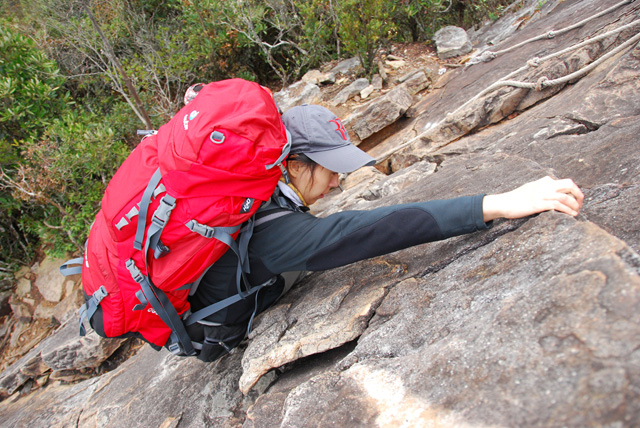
xmin=287 ymin=160 xmax=304 ymax=179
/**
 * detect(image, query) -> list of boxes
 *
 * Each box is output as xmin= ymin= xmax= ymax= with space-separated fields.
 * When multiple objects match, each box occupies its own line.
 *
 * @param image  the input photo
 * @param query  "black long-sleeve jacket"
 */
xmin=189 ymin=192 xmax=490 ymax=325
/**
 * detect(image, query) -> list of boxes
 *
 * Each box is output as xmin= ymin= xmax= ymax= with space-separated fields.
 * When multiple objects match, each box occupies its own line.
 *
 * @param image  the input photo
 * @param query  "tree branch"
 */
xmin=84 ymin=5 xmax=153 ymax=129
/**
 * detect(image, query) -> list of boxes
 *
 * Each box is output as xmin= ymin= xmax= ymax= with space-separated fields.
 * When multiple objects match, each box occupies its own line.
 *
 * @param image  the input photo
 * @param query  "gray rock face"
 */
xmin=40 ymin=320 xmax=124 ymax=372
xmin=0 ymin=345 xmax=247 ymax=428
xmin=33 ymin=257 xmax=67 ymax=303
xmin=329 ymin=57 xmax=362 ymax=76
xmin=2 ymin=1 xmax=640 ymax=426
xmin=434 ymin=26 xmax=472 ymax=59
xmin=239 ymin=256 xmax=404 ymax=393
xmin=278 ymin=213 xmax=640 ymax=427
xmin=330 ymin=78 xmax=370 ymax=106
xmin=344 ymin=86 xmax=413 ymax=141
xmin=0 ymin=320 xmax=125 ymax=398
xmin=274 ymin=81 xmax=322 ymax=112
xmin=301 ymin=69 xmax=336 ymax=85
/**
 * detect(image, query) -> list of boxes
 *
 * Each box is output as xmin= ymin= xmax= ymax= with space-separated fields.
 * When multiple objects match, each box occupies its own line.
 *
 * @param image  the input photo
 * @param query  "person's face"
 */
xmin=289 ymin=162 xmax=340 ymax=205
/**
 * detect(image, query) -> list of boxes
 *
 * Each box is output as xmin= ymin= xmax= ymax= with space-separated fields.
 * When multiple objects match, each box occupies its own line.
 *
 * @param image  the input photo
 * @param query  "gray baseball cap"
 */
xmin=282 ymin=105 xmax=376 ymax=173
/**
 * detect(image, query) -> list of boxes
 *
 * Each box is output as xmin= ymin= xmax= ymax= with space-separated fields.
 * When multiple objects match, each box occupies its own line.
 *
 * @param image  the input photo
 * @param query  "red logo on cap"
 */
xmin=329 ymin=118 xmax=348 ymax=141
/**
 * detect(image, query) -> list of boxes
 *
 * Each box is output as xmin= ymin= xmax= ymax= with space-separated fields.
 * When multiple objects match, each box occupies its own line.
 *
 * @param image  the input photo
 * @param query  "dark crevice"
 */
xmin=562 ymin=114 xmax=605 ymax=132
xmin=94 ymin=338 xmax=145 ymax=376
xmin=546 ymin=124 xmax=590 ymax=138
xmin=357 ymin=115 xmax=414 ymax=154
xmin=75 ymin=409 xmax=84 ymax=428
xmin=616 ymin=247 xmax=640 ymax=276
xmin=424 ymin=154 xmax=447 ymax=171
xmin=273 ymin=339 xmax=359 ymax=381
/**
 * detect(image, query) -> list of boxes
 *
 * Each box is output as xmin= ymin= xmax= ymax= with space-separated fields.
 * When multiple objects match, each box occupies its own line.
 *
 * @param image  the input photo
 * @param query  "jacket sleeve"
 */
xmin=248 ymin=194 xmax=491 ymax=274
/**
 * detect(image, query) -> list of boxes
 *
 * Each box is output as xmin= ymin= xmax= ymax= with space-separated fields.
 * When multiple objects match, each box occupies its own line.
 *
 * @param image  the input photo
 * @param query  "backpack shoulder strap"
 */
xmin=183 ymin=201 xmax=293 ymax=329
xmin=254 ymin=208 xmax=292 ymax=227
xmin=252 ymin=188 xmax=298 ymax=228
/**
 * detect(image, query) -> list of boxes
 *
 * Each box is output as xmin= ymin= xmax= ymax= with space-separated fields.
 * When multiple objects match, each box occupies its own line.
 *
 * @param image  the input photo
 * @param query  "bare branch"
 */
xmin=9 ymin=224 xmax=30 ymax=259
xmin=438 ymin=0 xmax=453 ymax=13
xmin=43 ymin=220 xmax=64 ymax=229
xmin=84 ymin=5 xmax=153 ymax=129
xmin=0 ymin=167 xmax=68 ymax=216
xmin=0 ymin=168 xmax=38 ymax=198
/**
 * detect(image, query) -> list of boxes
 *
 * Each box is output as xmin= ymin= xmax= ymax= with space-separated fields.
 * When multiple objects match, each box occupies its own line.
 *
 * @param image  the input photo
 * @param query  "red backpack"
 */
xmin=61 ymin=79 xmax=290 ymax=356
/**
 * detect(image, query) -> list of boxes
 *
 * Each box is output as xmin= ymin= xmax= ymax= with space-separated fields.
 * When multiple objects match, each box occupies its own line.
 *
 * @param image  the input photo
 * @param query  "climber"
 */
xmin=186 ymin=104 xmax=584 ymax=361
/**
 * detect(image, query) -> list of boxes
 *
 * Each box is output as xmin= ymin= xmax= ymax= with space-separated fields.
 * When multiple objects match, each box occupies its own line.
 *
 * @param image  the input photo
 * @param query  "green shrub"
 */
xmin=16 ymin=110 xmax=129 ymax=257
xmin=394 ymin=0 xmax=513 ymax=41
xmin=0 ymin=20 xmax=73 ymax=271
xmin=0 ymin=23 xmax=72 ymax=158
xmin=337 ymin=0 xmax=396 ymax=75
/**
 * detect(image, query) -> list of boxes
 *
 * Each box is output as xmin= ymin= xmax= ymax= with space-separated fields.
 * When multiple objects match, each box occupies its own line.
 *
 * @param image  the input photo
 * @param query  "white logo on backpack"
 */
xmin=241 ymin=198 xmax=254 ymax=213
xmin=183 ymin=110 xmax=200 ymax=130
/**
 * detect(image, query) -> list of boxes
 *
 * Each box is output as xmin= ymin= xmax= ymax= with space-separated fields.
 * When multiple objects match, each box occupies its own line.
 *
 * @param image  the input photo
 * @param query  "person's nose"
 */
xmin=330 ymin=173 xmax=340 ymax=189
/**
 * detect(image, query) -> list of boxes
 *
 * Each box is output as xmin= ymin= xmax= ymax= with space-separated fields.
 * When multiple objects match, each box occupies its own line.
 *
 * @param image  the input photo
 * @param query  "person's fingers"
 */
xmin=546 ymin=198 xmax=578 ymax=216
xmin=553 ymin=178 xmax=584 ymax=207
xmin=485 ymin=176 xmax=584 ymax=221
xmin=553 ymin=192 xmax=581 ymax=212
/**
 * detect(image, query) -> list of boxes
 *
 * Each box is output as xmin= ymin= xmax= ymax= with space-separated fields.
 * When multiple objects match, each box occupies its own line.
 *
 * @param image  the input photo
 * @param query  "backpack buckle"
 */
xmin=152 ymin=195 xmax=176 ymax=228
xmin=93 ymin=286 xmax=108 ymax=301
xmin=168 ymin=342 xmax=183 ymax=355
xmin=126 ymin=259 xmax=145 ymax=283
xmin=154 ymin=241 xmax=171 ymax=259
xmin=186 ymin=220 xmax=216 ymax=239
xmin=78 ymin=286 xmax=109 ymax=336
xmin=167 ymin=333 xmax=197 ymax=356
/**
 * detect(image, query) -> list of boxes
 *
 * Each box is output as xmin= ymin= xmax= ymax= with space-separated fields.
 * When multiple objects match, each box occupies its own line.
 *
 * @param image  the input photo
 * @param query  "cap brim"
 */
xmin=305 ymin=144 xmax=376 ymax=173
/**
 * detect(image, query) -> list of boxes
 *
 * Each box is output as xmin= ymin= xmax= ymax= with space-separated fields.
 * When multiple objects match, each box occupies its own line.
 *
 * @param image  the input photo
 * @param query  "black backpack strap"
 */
xmin=125 ymin=259 xmax=196 ymax=356
xmin=183 ymin=276 xmax=277 ymax=326
xmin=184 ymin=204 xmax=291 ymax=330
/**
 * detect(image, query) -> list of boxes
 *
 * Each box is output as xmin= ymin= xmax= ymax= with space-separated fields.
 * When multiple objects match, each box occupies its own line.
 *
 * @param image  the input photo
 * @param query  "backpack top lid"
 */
xmin=156 ymin=78 xmax=289 ymax=199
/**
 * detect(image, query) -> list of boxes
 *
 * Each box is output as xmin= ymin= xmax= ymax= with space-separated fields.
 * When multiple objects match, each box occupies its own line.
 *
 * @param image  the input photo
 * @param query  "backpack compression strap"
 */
xmin=134 ymin=168 xmax=163 ymax=251
xmin=126 ymin=259 xmax=196 ymax=356
xmin=78 ymin=286 xmax=108 ymax=336
xmin=60 ymin=257 xmax=84 ymax=276
xmin=183 ymin=276 xmax=277 ymax=326
xmin=127 ymin=168 xmax=197 ymax=355
xmin=183 ymin=205 xmax=293 ymax=328
xmin=60 ymin=258 xmax=102 ymax=336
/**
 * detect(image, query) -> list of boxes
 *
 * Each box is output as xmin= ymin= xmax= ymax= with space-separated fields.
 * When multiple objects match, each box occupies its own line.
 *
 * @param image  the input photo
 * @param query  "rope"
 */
xmin=492 ymin=19 xmax=640 ymax=86
xmin=470 ymin=0 xmax=635 ymax=64
xmin=374 ymin=20 xmax=640 ymax=164
xmin=453 ymin=20 xmax=640 ymax=114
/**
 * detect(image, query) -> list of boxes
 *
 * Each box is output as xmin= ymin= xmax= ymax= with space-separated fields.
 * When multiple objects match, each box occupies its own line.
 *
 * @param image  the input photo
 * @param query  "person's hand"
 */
xmin=482 ymin=176 xmax=584 ymax=222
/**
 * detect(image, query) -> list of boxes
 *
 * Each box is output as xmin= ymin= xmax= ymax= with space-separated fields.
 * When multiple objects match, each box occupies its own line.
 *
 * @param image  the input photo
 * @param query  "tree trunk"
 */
xmin=85 ymin=7 xmax=153 ymax=129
